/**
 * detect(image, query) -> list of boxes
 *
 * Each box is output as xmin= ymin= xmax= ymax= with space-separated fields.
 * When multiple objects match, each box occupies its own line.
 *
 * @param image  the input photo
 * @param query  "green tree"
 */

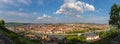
xmin=66 ymin=36 xmax=86 ymax=42
xmin=0 ymin=20 xmax=5 ymax=27
xmin=109 ymin=4 xmax=120 ymax=28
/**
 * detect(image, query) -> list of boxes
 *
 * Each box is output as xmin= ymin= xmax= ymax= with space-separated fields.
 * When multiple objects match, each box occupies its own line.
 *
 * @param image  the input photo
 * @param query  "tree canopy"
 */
xmin=109 ymin=4 xmax=120 ymax=28
xmin=0 ymin=20 xmax=5 ymax=27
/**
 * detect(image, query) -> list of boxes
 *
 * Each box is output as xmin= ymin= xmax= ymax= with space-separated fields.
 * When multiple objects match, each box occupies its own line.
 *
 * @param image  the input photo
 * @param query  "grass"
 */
xmin=0 ymin=28 xmax=42 ymax=44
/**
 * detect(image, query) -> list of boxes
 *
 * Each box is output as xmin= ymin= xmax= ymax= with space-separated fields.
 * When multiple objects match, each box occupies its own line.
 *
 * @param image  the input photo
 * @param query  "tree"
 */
xmin=66 ymin=36 xmax=86 ymax=42
xmin=109 ymin=4 xmax=120 ymax=28
xmin=0 ymin=20 xmax=5 ymax=30
xmin=0 ymin=20 xmax=5 ymax=27
xmin=118 ymin=6 xmax=120 ymax=28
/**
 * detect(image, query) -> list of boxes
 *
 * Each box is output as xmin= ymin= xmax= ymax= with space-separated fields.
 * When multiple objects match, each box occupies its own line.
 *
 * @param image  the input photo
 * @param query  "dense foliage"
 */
xmin=0 ymin=20 xmax=5 ymax=28
xmin=109 ymin=4 xmax=120 ymax=28
xmin=66 ymin=36 xmax=86 ymax=43
xmin=0 ymin=20 xmax=5 ymax=25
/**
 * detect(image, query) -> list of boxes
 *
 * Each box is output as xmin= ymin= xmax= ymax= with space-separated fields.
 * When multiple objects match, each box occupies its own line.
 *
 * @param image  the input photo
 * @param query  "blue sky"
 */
xmin=0 ymin=0 xmax=120 ymax=24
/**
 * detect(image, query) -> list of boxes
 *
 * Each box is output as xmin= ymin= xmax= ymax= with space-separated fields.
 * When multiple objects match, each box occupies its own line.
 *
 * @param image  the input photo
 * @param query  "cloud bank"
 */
xmin=55 ymin=0 xmax=95 ymax=15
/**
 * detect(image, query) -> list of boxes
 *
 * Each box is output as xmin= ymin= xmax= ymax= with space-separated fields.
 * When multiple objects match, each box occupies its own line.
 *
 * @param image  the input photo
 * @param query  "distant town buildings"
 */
xmin=83 ymin=33 xmax=100 ymax=42
xmin=8 ymin=24 xmax=109 ymax=34
xmin=6 ymin=23 xmax=109 ymax=42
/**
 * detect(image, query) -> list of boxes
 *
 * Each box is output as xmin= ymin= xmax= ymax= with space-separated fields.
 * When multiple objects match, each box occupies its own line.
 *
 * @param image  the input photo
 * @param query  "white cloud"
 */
xmin=0 ymin=0 xmax=32 ymax=7
xmin=55 ymin=0 xmax=95 ymax=15
xmin=17 ymin=0 xmax=32 ymax=5
xmin=85 ymin=4 xmax=94 ymax=11
xmin=33 ymin=12 xmax=38 ymax=15
xmin=64 ymin=0 xmax=76 ymax=3
xmin=37 ymin=14 xmax=51 ymax=20
xmin=0 ymin=10 xmax=31 ymax=18
xmin=76 ymin=15 xmax=81 ymax=18
xmin=0 ymin=0 xmax=18 ymax=6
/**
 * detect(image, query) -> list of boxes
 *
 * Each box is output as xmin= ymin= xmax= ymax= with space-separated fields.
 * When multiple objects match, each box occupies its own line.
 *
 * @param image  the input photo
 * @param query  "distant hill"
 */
xmin=5 ymin=22 xmax=33 ymax=27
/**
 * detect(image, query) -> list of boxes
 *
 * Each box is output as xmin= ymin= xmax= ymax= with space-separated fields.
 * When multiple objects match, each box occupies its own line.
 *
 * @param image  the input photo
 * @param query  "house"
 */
xmin=24 ymin=34 xmax=36 ymax=40
xmin=83 ymin=33 xmax=100 ymax=42
xmin=77 ymin=33 xmax=82 ymax=36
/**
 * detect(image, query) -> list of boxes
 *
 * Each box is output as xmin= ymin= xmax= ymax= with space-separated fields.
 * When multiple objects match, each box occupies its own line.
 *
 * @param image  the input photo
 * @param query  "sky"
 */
xmin=0 ymin=0 xmax=120 ymax=24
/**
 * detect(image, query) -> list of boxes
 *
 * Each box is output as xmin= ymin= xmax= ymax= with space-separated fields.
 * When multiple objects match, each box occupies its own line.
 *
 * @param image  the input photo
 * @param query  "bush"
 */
xmin=66 ymin=36 xmax=86 ymax=42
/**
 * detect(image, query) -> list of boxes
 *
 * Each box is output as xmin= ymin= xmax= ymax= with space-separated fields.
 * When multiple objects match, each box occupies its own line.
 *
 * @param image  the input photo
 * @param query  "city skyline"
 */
xmin=0 ymin=0 xmax=120 ymax=24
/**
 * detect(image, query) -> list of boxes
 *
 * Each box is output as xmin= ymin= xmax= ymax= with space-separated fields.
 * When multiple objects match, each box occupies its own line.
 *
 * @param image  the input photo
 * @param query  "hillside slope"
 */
xmin=0 ymin=33 xmax=15 ymax=44
xmin=0 ymin=27 xmax=41 ymax=44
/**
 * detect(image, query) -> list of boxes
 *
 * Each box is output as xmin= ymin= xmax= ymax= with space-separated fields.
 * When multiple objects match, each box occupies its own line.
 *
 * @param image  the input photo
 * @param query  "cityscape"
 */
xmin=6 ymin=23 xmax=109 ymax=44
xmin=0 ymin=0 xmax=120 ymax=44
